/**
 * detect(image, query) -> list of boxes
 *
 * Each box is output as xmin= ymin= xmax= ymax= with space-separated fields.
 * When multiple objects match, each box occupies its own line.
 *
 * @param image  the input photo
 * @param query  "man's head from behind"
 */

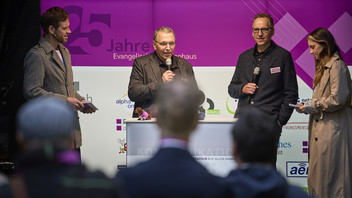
xmin=17 ymin=97 xmax=75 ymax=149
xmin=232 ymin=107 xmax=279 ymax=165
xmin=155 ymin=80 xmax=200 ymax=139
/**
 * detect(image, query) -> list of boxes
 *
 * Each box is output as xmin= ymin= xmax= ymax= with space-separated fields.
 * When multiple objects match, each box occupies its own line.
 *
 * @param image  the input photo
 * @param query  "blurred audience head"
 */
xmin=232 ymin=106 xmax=280 ymax=165
xmin=155 ymin=80 xmax=200 ymax=139
xmin=17 ymin=97 xmax=75 ymax=150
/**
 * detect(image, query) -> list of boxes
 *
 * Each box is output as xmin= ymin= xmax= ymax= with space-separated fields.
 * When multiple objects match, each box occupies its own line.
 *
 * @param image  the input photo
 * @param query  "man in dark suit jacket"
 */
xmin=116 ymin=80 xmax=229 ymax=198
xmin=224 ymin=107 xmax=310 ymax=198
xmin=128 ymin=26 xmax=197 ymax=117
xmin=23 ymin=7 xmax=95 ymax=152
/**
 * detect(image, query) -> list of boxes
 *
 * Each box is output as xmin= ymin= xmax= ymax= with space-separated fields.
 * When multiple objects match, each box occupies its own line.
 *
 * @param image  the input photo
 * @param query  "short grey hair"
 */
xmin=155 ymin=80 xmax=200 ymax=137
xmin=253 ymin=13 xmax=274 ymax=27
xmin=153 ymin=26 xmax=175 ymax=41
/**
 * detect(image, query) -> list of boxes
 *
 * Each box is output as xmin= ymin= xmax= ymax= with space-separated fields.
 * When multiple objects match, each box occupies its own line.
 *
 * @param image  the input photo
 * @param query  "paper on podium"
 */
xmin=82 ymin=101 xmax=98 ymax=110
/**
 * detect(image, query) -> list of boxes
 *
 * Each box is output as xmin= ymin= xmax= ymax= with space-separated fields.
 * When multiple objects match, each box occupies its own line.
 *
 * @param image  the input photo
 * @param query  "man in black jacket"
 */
xmin=228 ymin=13 xmax=298 ymax=165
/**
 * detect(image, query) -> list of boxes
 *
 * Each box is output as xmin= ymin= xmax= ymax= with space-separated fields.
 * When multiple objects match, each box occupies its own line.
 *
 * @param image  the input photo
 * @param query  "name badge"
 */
xmin=270 ymin=67 xmax=281 ymax=74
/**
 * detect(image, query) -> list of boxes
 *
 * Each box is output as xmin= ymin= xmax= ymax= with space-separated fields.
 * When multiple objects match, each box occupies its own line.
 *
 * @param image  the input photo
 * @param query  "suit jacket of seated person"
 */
xmin=224 ymin=165 xmax=310 ymax=198
xmin=116 ymin=147 xmax=230 ymax=198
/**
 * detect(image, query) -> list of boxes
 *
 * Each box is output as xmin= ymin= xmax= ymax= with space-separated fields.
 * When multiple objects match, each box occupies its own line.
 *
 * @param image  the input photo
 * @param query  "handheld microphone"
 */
xmin=252 ymin=67 xmax=260 ymax=84
xmin=249 ymin=67 xmax=260 ymax=104
xmin=166 ymin=58 xmax=172 ymax=70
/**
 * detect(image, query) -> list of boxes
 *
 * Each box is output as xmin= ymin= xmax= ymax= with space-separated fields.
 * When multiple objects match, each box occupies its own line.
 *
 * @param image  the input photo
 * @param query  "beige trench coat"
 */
xmin=307 ymin=53 xmax=352 ymax=198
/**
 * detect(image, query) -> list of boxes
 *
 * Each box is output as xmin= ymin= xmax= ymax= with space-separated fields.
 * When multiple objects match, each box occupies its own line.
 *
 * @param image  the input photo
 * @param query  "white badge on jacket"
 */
xmin=270 ymin=67 xmax=281 ymax=74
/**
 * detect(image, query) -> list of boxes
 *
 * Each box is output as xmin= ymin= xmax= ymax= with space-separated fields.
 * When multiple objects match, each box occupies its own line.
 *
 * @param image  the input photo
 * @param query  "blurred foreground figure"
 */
xmin=0 ymin=97 xmax=119 ymax=198
xmin=225 ymin=107 xmax=310 ymax=198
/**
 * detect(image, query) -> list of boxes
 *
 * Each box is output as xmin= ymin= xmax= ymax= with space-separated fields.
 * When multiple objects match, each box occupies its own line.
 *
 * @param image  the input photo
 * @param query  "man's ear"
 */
xmin=49 ymin=25 xmax=56 ymax=35
xmin=270 ymin=27 xmax=275 ymax=37
xmin=233 ymin=141 xmax=242 ymax=165
xmin=152 ymin=40 xmax=157 ymax=50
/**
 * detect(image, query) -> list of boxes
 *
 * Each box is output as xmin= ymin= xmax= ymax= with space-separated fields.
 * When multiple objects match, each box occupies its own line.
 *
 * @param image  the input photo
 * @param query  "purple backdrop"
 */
xmin=41 ymin=0 xmax=352 ymax=88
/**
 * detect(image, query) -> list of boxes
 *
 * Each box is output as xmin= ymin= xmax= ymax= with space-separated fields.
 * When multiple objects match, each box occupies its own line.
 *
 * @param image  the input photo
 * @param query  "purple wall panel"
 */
xmin=41 ymin=0 xmax=352 ymax=87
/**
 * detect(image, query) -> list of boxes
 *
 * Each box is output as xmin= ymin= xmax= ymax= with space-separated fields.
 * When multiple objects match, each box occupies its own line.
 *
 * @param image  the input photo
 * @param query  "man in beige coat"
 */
xmin=23 ymin=7 xmax=95 ymax=156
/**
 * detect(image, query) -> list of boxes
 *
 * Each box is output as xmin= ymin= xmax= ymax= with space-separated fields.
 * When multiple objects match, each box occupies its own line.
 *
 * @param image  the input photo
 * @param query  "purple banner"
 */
xmin=41 ymin=0 xmax=352 ymax=87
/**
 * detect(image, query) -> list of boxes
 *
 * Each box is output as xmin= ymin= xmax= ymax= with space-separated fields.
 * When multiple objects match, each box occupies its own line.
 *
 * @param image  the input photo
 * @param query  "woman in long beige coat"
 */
xmin=296 ymin=28 xmax=352 ymax=198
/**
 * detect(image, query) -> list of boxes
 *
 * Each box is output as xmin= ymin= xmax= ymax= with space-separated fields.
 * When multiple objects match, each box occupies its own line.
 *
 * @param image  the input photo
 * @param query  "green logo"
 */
xmin=207 ymin=109 xmax=220 ymax=115
xmin=226 ymin=97 xmax=237 ymax=115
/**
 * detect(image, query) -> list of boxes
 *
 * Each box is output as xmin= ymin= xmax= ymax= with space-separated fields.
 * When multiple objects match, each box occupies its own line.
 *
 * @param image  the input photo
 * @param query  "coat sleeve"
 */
xmin=128 ymin=58 xmax=160 ymax=102
xmin=183 ymin=60 xmax=198 ymax=88
xmin=65 ymin=48 xmax=85 ymax=101
xmin=311 ymin=60 xmax=351 ymax=113
xmin=73 ymin=89 xmax=85 ymax=101
xmin=228 ymin=55 xmax=247 ymax=99
xmin=278 ymin=53 xmax=299 ymax=125
xmin=23 ymin=51 xmax=67 ymax=101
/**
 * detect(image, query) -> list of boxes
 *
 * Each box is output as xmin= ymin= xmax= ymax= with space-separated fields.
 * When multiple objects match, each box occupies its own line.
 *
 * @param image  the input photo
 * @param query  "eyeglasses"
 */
xmin=252 ymin=27 xmax=273 ymax=34
xmin=154 ymin=41 xmax=176 ymax=47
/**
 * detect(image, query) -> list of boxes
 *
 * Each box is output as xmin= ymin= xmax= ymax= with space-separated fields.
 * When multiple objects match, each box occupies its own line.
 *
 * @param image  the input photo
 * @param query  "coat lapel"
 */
xmin=58 ymin=44 xmax=71 ymax=73
xmin=39 ymin=37 xmax=66 ymax=74
xmin=52 ymin=52 xmax=67 ymax=74
xmin=149 ymin=55 xmax=163 ymax=84
xmin=177 ymin=58 xmax=187 ymax=78
xmin=315 ymin=69 xmax=330 ymax=98
xmin=314 ymin=54 xmax=339 ymax=98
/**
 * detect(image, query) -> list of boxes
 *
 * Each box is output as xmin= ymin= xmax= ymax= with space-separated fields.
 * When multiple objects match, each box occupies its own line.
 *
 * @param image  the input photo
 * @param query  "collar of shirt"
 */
xmin=153 ymin=51 xmax=178 ymax=70
xmin=254 ymin=41 xmax=276 ymax=57
xmin=160 ymin=137 xmax=188 ymax=149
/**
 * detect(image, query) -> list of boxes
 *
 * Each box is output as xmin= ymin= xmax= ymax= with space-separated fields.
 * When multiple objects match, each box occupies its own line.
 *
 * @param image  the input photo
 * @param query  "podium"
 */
xmin=125 ymin=118 xmax=237 ymax=177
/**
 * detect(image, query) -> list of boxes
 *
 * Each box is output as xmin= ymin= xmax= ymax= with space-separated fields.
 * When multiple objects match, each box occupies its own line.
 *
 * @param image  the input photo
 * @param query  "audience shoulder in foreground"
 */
xmin=0 ymin=97 xmax=120 ymax=198
xmin=116 ymin=80 xmax=230 ymax=198
xmin=224 ymin=106 xmax=310 ymax=198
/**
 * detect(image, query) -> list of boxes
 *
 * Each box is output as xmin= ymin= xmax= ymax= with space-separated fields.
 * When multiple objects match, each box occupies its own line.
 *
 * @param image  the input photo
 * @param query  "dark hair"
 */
xmin=253 ymin=13 xmax=274 ymax=27
xmin=307 ymin=28 xmax=343 ymax=88
xmin=232 ymin=107 xmax=280 ymax=163
xmin=41 ymin=7 xmax=70 ymax=34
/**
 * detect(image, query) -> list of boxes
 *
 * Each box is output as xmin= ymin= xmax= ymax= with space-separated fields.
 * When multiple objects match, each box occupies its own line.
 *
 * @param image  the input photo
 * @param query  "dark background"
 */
xmin=0 ymin=0 xmax=40 ymax=175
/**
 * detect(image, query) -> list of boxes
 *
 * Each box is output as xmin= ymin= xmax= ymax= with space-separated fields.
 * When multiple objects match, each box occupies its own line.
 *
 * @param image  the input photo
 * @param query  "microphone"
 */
xmin=249 ymin=67 xmax=260 ymax=104
xmin=166 ymin=58 xmax=172 ymax=70
xmin=252 ymin=67 xmax=260 ymax=84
